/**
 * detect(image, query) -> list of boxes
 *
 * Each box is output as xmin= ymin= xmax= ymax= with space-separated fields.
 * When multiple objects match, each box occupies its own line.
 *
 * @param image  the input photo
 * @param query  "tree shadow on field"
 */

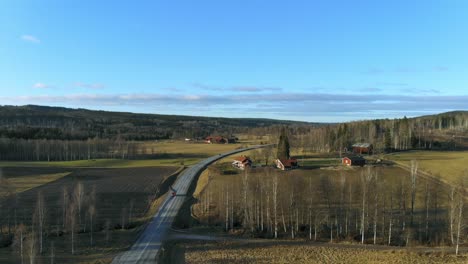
xmin=185 ymin=240 xmax=315 ymax=252
xmin=1 ymin=166 xmax=72 ymax=177
xmin=133 ymin=153 xmax=209 ymax=160
xmin=297 ymin=165 xmax=322 ymax=170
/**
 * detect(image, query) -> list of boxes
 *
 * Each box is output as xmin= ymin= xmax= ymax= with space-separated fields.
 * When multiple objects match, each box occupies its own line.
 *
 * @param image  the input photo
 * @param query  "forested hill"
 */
xmin=0 ymin=105 xmax=314 ymax=140
xmin=301 ymin=110 xmax=468 ymax=154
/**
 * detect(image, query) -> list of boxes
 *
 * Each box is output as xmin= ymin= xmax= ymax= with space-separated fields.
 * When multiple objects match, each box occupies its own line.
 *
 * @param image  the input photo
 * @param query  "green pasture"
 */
xmin=385 ymin=150 xmax=468 ymax=185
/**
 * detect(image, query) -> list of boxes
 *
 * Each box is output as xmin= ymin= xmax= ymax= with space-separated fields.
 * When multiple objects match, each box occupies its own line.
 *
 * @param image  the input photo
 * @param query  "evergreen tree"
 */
xmin=277 ymin=128 xmax=290 ymax=160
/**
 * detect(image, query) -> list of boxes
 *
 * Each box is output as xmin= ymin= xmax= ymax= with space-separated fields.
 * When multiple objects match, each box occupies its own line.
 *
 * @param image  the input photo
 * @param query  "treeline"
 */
xmin=284 ymin=111 xmax=468 ymax=154
xmin=2 ymin=105 xmax=468 ymax=160
xmin=0 ymin=105 xmax=310 ymax=141
xmin=196 ymin=166 xmax=466 ymax=253
xmin=0 ymin=138 xmax=143 ymax=161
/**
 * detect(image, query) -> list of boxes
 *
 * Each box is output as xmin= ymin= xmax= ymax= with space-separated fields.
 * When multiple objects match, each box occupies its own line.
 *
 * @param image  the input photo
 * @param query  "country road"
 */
xmin=111 ymin=145 xmax=270 ymax=264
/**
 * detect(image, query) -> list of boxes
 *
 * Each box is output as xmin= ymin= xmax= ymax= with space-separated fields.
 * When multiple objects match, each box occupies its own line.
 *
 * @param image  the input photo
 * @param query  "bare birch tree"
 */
xmin=241 ymin=170 xmax=249 ymax=229
xmin=455 ymin=182 xmax=465 ymax=255
xmin=73 ymin=182 xmax=85 ymax=228
xmin=410 ymin=160 xmax=418 ymax=225
xmin=13 ymin=223 xmax=27 ymax=264
xmin=33 ymin=191 xmax=46 ymax=254
xmin=388 ymin=190 xmax=393 ymax=245
xmin=88 ymin=204 xmax=96 ymax=246
xmin=225 ymin=184 xmax=229 ymax=232
xmin=373 ymin=173 xmax=379 ymax=245
xmin=61 ymin=186 xmax=69 ymax=228
xmin=67 ymin=202 xmax=77 ymax=255
xmin=449 ymin=186 xmax=456 ymax=245
xmin=272 ymin=173 xmax=278 ymax=238
xmin=50 ymin=241 xmax=55 ymax=264
xmin=361 ymin=167 xmax=374 ymax=244
xmin=25 ymin=231 xmax=37 ymax=264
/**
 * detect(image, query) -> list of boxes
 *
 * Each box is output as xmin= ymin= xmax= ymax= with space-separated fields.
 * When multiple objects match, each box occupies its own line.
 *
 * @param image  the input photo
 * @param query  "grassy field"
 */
xmin=0 ymin=158 xmax=199 ymax=168
xmin=144 ymin=140 xmax=243 ymax=155
xmin=385 ymin=150 xmax=468 ymax=185
xmin=0 ymin=166 xmax=180 ymax=263
xmin=0 ymin=140 xmax=248 ymax=168
xmin=182 ymin=240 xmax=467 ymax=264
xmin=0 ymin=171 xmax=70 ymax=196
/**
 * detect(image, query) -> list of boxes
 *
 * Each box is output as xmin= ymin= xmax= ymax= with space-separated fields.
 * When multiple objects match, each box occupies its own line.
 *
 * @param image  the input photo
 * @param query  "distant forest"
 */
xmin=1 ymin=105 xmax=468 ymax=161
xmin=0 ymin=105 xmax=310 ymax=140
xmin=0 ymin=105 xmax=312 ymax=161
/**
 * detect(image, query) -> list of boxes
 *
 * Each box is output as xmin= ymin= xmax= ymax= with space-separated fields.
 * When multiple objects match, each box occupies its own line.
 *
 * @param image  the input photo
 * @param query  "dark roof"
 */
xmin=279 ymin=158 xmax=298 ymax=167
xmin=344 ymin=156 xmax=366 ymax=162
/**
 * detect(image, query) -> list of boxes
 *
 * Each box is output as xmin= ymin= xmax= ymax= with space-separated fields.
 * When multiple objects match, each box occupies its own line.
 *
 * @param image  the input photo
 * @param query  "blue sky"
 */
xmin=1 ymin=0 xmax=467 ymax=122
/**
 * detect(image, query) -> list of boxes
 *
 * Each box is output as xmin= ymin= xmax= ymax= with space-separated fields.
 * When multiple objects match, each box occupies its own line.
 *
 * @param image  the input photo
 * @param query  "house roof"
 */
xmin=352 ymin=143 xmax=372 ymax=148
xmin=206 ymin=135 xmax=227 ymax=141
xmin=279 ymin=158 xmax=298 ymax=167
xmin=234 ymin=156 xmax=251 ymax=163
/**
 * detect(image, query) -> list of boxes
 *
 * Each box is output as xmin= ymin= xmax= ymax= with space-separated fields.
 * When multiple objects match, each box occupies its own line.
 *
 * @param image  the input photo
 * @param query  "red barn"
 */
xmin=352 ymin=143 xmax=373 ymax=154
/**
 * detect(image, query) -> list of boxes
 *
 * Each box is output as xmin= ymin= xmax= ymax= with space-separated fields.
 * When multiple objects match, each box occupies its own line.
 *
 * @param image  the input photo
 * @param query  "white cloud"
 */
xmin=192 ymin=83 xmax=282 ymax=92
xmin=183 ymin=95 xmax=201 ymax=101
xmin=21 ymin=35 xmax=41 ymax=43
xmin=2 ymin=92 xmax=467 ymax=119
xmin=33 ymin=83 xmax=51 ymax=89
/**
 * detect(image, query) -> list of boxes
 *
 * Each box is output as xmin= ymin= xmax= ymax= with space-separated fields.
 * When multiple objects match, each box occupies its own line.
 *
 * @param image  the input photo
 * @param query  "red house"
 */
xmin=205 ymin=135 xmax=237 ymax=144
xmin=342 ymin=156 xmax=366 ymax=167
xmin=275 ymin=158 xmax=298 ymax=170
xmin=232 ymin=156 xmax=252 ymax=170
xmin=205 ymin=136 xmax=227 ymax=144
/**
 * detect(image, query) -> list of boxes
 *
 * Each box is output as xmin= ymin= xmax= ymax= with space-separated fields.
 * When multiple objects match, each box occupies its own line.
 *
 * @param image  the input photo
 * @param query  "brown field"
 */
xmin=0 ymin=166 xmax=180 ymax=263
xmin=182 ymin=240 xmax=468 ymax=264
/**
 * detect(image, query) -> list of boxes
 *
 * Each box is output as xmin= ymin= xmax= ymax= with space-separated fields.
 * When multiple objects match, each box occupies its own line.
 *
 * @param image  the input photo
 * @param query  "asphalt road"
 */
xmin=111 ymin=144 xmax=269 ymax=264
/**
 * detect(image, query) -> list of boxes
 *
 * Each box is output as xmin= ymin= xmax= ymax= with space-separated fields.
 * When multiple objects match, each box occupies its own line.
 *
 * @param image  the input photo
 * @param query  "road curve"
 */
xmin=111 ymin=144 xmax=270 ymax=264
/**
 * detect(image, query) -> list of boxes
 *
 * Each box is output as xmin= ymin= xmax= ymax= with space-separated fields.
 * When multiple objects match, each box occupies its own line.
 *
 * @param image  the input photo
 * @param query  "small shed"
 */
xmin=275 ymin=158 xmax=298 ymax=171
xmin=343 ymin=156 xmax=366 ymax=167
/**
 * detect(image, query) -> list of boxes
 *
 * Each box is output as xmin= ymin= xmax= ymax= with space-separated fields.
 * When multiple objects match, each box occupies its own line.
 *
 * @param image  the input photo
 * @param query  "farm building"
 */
xmin=205 ymin=136 xmax=226 ymax=144
xmin=275 ymin=158 xmax=298 ymax=170
xmin=232 ymin=155 xmax=252 ymax=170
xmin=227 ymin=136 xmax=238 ymax=143
xmin=352 ymin=143 xmax=373 ymax=154
xmin=205 ymin=135 xmax=238 ymax=144
xmin=342 ymin=156 xmax=366 ymax=166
